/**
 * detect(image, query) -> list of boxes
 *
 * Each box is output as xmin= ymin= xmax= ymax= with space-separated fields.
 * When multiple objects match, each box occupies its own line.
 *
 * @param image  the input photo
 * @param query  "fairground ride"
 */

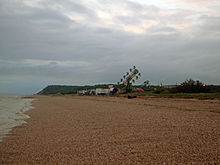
xmin=117 ymin=66 xmax=141 ymax=93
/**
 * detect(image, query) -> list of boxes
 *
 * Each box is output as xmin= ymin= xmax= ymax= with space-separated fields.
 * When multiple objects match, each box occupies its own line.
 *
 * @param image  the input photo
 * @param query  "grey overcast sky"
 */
xmin=0 ymin=0 xmax=220 ymax=94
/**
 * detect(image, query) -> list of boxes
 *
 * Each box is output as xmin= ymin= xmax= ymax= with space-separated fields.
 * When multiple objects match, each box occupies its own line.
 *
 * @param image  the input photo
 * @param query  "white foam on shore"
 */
xmin=0 ymin=94 xmax=34 ymax=142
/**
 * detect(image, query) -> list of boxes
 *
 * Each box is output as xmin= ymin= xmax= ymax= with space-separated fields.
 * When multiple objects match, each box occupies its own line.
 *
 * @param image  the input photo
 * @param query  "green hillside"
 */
xmin=37 ymin=84 xmax=220 ymax=96
xmin=37 ymin=84 xmax=118 ymax=94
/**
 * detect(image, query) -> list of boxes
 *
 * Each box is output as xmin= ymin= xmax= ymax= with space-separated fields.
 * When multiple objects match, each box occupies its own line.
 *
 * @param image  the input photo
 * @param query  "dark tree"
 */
xmin=169 ymin=79 xmax=210 ymax=93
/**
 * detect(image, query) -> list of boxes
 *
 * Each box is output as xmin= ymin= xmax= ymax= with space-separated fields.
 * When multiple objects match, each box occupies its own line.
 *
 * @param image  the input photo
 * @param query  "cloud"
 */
xmin=188 ymin=0 xmax=216 ymax=5
xmin=196 ymin=15 xmax=220 ymax=36
xmin=0 ymin=0 xmax=220 ymax=94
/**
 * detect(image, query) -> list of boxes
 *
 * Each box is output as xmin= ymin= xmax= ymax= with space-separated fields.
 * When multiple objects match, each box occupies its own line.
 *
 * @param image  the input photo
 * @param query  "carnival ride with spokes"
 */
xmin=117 ymin=66 xmax=141 ymax=93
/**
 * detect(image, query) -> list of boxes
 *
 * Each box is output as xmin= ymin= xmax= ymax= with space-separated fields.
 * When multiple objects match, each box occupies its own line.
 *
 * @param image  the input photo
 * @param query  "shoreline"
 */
xmin=0 ymin=95 xmax=220 ymax=164
xmin=0 ymin=95 xmax=35 ymax=143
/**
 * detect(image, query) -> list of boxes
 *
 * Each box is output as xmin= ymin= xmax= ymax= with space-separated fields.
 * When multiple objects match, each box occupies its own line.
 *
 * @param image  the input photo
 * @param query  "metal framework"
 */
xmin=117 ymin=66 xmax=141 ymax=93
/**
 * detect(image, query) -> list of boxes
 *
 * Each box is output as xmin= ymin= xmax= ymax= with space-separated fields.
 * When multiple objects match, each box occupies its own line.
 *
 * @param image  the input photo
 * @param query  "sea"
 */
xmin=0 ymin=94 xmax=34 ymax=142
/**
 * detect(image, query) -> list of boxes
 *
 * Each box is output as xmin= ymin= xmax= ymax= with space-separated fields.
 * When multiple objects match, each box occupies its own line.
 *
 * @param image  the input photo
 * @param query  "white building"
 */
xmin=77 ymin=88 xmax=111 ymax=95
xmin=95 ymin=88 xmax=110 ymax=95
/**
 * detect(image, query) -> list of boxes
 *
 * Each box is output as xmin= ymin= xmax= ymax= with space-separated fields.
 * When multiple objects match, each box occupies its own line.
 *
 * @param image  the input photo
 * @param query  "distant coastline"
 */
xmin=38 ymin=84 xmax=220 ymax=99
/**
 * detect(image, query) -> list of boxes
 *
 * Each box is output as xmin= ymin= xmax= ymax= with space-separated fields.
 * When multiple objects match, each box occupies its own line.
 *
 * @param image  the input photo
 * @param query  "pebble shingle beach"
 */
xmin=0 ymin=95 xmax=220 ymax=164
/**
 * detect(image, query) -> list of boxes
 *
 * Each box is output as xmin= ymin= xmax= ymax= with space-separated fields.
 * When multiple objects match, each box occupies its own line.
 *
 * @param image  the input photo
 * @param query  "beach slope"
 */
xmin=0 ymin=95 xmax=220 ymax=164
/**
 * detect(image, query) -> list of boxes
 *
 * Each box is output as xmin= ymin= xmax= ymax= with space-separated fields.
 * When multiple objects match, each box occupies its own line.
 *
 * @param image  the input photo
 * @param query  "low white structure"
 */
xmin=77 ymin=90 xmax=87 ymax=95
xmin=95 ymin=88 xmax=110 ymax=95
xmin=77 ymin=88 xmax=111 ymax=95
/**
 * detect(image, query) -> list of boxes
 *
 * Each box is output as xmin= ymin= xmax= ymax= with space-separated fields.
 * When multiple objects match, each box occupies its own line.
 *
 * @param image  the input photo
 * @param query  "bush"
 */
xmin=153 ymin=88 xmax=165 ymax=94
xmin=169 ymin=79 xmax=210 ymax=93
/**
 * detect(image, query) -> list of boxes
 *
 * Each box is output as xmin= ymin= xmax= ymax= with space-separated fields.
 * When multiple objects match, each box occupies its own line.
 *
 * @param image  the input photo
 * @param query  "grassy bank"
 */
xmin=133 ymin=92 xmax=220 ymax=99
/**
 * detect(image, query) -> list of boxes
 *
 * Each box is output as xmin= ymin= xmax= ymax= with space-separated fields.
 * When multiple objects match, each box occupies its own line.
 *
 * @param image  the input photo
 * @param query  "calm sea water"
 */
xmin=0 ymin=94 xmax=34 ymax=142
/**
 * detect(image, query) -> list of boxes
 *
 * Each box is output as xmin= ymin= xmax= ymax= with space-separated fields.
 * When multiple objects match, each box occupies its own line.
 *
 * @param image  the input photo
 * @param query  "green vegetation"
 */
xmin=133 ymin=91 xmax=220 ymax=99
xmin=38 ymin=79 xmax=220 ymax=99
xmin=169 ymin=79 xmax=210 ymax=93
xmin=38 ymin=85 xmax=79 ymax=94
xmin=132 ymin=79 xmax=220 ymax=99
xmin=132 ymin=80 xmax=220 ymax=99
xmin=37 ymin=84 xmax=120 ymax=95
